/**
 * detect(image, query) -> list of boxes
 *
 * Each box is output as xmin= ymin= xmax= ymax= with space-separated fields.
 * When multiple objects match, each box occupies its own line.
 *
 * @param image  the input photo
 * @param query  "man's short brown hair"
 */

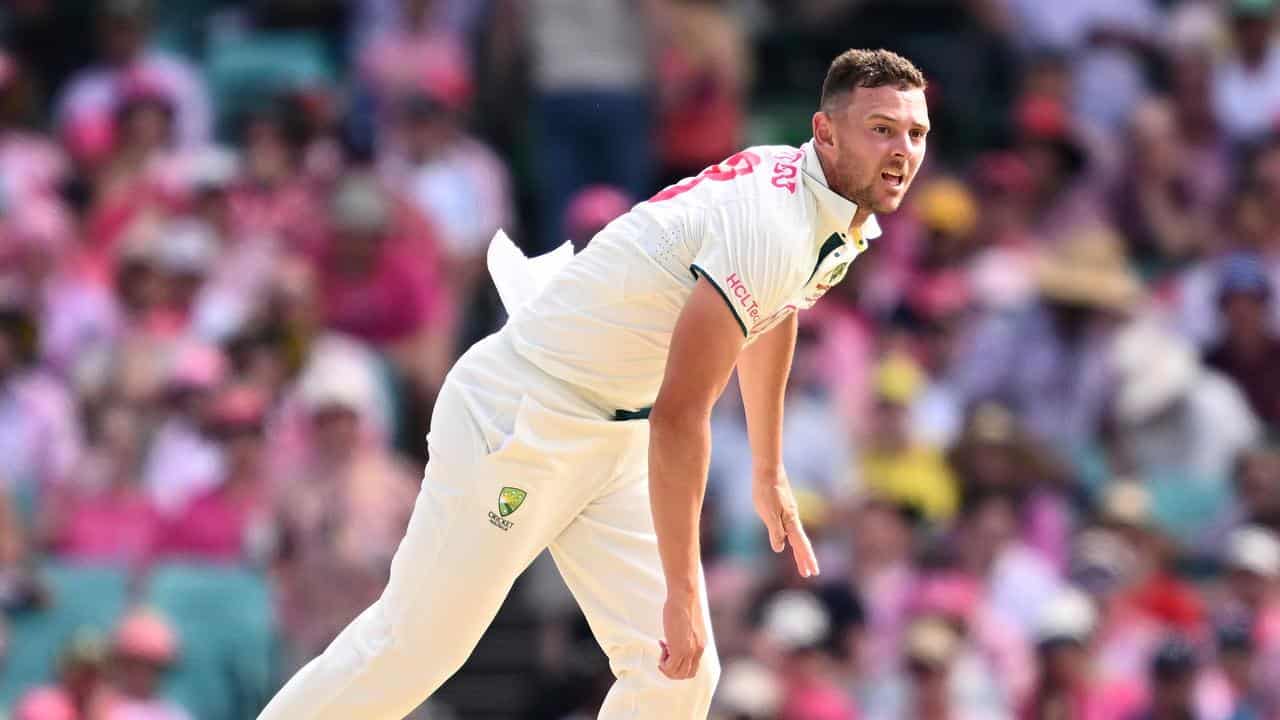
xmin=820 ymin=49 xmax=926 ymax=109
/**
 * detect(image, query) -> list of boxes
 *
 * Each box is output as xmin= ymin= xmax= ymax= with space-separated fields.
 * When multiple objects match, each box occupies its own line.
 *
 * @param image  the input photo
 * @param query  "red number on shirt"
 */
xmin=771 ymin=150 xmax=802 ymax=194
xmin=648 ymin=151 xmax=761 ymax=202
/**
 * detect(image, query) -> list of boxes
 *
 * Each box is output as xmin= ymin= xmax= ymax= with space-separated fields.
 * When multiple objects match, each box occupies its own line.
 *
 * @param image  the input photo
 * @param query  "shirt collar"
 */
xmin=800 ymin=139 xmax=882 ymax=245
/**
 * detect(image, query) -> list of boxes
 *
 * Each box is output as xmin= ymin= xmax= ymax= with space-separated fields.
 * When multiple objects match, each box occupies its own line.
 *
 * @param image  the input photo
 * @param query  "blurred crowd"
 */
xmin=0 ymin=0 xmax=1279 ymax=718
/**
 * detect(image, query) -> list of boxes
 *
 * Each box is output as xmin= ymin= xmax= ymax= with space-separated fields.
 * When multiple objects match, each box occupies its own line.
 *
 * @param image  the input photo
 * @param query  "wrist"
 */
xmin=752 ymin=463 xmax=784 ymax=484
xmin=665 ymin=579 xmax=700 ymax=601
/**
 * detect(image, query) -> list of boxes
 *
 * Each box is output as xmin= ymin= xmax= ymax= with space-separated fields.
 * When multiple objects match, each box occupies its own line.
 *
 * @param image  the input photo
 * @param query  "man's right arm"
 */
xmin=648 ymin=276 xmax=746 ymax=679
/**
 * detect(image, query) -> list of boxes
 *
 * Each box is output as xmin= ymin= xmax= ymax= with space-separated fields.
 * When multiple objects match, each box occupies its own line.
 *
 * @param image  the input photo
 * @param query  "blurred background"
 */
xmin=0 ymin=0 xmax=1279 ymax=718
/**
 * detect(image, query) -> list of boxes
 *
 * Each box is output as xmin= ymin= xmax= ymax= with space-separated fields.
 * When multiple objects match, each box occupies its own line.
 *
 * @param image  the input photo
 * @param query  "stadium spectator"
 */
xmin=356 ymin=0 xmax=473 ymax=132
xmin=1129 ymin=636 xmax=1202 ymax=720
xmin=1212 ymin=0 xmax=1280 ymax=146
xmin=0 ymin=304 xmax=82 ymax=499
xmin=654 ymin=0 xmax=751 ymax=187
xmin=951 ymin=225 xmax=1140 ymax=453
xmin=318 ymin=172 xmax=452 ymax=396
xmin=1113 ymin=98 xmax=1217 ymax=279
xmin=1204 ymin=253 xmax=1280 ymax=428
xmin=138 ymin=341 xmax=226 ymax=516
xmin=1109 ymin=320 xmax=1261 ymax=541
xmin=379 ymin=86 xmax=513 ymax=348
xmin=56 ymin=0 xmax=210 ymax=150
xmin=272 ymin=363 xmax=417 ymax=667
xmin=949 ymin=402 xmax=1072 ymax=571
xmin=1021 ymin=587 xmax=1146 ymax=720
xmin=224 ymin=105 xmax=328 ymax=260
xmin=522 ymin=0 xmax=658 ymax=251
xmin=161 ymin=384 xmax=273 ymax=564
xmin=42 ymin=399 xmax=159 ymax=567
xmin=101 ymin=608 xmax=192 ymax=720
xmin=857 ymin=352 xmax=958 ymax=522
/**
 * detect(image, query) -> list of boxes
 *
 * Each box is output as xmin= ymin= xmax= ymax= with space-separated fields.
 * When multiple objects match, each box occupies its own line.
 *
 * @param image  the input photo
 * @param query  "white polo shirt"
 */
xmin=506 ymin=140 xmax=881 ymax=412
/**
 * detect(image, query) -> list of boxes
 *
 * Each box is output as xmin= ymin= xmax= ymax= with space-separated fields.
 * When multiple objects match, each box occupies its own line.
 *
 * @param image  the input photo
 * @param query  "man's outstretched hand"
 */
xmin=753 ymin=467 xmax=820 ymax=578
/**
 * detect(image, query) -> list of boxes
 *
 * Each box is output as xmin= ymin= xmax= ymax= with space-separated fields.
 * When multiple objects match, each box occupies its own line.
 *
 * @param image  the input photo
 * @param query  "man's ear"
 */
xmin=812 ymin=110 xmax=835 ymax=149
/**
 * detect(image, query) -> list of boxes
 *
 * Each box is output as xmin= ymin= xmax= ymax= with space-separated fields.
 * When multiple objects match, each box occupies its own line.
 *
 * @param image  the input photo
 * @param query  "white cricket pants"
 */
xmin=257 ymin=330 xmax=719 ymax=719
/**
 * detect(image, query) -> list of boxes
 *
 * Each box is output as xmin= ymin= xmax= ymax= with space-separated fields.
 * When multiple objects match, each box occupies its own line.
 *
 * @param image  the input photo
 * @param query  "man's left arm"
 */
xmin=735 ymin=313 xmax=819 ymax=577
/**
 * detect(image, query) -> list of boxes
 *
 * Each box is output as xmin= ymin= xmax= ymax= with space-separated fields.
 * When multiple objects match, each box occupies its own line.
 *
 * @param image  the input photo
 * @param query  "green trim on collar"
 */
xmin=808 ymin=232 xmax=846 ymax=284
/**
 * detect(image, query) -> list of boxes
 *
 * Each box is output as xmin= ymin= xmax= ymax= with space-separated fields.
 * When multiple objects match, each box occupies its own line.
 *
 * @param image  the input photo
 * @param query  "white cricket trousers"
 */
xmin=258 ymin=330 xmax=719 ymax=719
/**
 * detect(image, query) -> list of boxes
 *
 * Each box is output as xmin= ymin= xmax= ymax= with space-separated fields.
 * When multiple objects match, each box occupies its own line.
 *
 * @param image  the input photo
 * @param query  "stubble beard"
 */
xmin=834 ymin=160 xmax=879 ymax=214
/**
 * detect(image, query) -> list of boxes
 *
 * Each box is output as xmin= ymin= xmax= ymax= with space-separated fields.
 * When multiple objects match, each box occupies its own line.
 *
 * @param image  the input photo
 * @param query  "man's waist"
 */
xmin=499 ymin=329 xmax=655 ymax=422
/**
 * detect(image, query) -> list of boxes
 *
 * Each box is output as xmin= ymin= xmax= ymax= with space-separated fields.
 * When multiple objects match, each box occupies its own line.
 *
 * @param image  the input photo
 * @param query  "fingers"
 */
xmin=658 ymin=640 xmax=703 ymax=680
xmin=658 ymin=653 xmax=695 ymax=679
xmin=758 ymin=505 xmax=786 ymax=553
xmin=782 ymin=511 xmax=820 ymax=578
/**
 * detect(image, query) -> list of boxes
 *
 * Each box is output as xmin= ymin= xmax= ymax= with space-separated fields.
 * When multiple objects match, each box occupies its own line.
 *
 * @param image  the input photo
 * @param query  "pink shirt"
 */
xmin=161 ymin=485 xmax=266 ymax=563
xmin=52 ymin=486 xmax=161 ymax=565
xmin=322 ymin=243 xmax=442 ymax=345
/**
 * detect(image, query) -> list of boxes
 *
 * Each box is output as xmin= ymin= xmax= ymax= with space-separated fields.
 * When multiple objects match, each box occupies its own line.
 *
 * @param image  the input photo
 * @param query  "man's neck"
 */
xmin=850 ymin=207 xmax=872 ymax=234
xmin=815 ymin=148 xmax=872 ymax=233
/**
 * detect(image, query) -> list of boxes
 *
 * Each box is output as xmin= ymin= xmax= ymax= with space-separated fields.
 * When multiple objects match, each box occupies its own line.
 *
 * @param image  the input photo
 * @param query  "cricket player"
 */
xmin=259 ymin=48 xmax=929 ymax=719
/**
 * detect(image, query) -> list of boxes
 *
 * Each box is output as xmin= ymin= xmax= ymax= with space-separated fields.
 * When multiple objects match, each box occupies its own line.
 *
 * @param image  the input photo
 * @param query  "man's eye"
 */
xmin=910 ymin=129 xmax=926 ymax=139
xmin=873 ymin=126 xmax=890 ymax=135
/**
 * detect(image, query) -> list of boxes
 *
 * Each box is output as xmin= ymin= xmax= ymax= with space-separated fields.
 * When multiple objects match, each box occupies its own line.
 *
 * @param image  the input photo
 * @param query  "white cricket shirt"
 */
xmin=506 ymin=140 xmax=881 ymax=412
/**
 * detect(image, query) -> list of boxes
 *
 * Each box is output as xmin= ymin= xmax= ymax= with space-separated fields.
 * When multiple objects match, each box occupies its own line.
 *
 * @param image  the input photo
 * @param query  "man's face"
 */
xmin=815 ymin=85 xmax=929 ymax=215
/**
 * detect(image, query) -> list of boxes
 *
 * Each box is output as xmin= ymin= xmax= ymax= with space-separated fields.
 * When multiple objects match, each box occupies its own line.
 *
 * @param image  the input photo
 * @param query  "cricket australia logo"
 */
xmin=489 ymin=487 xmax=527 ymax=531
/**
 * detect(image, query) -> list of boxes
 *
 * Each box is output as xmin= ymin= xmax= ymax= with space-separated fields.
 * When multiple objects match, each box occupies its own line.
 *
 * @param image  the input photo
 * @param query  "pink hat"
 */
xmin=14 ymin=686 xmax=77 ymax=720
xmin=565 ymin=185 xmax=632 ymax=240
xmin=113 ymin=608 xmax=179 ymax=664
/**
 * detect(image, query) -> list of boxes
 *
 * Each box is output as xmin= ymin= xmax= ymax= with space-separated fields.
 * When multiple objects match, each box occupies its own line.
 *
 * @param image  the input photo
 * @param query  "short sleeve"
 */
xmin=689 ymin=211 xmax=797 ymax=338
